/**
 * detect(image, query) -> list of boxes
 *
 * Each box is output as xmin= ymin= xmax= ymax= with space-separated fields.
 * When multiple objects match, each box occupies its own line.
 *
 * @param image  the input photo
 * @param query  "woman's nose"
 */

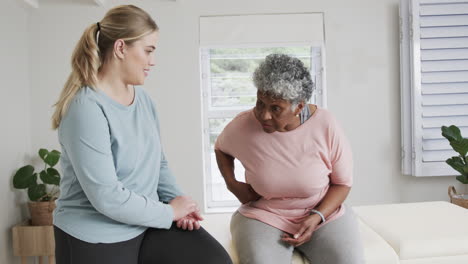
xmin=260 ymin=109 xmax=272 ymax=120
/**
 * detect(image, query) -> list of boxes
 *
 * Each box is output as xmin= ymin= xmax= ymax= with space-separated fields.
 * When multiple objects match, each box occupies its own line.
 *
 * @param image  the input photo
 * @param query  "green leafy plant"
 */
xmin=13 ymin=149 xmax=61 ymax=201
xmin=441 ymin=125 xmax=468 ymax=184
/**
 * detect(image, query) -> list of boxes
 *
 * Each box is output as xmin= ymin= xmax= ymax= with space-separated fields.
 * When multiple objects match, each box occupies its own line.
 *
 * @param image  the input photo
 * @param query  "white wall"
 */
xmin=25 ymin=0 xmax=466 ymax=213
xmin=0 ymin=1 xmax=31 ymax=263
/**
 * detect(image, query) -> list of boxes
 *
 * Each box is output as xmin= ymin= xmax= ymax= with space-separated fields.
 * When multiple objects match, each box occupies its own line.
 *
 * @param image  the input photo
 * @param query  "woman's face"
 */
xmin=121 ymin=31 xmax=158 ymax=85
xmin=253 ymin=91 xmax=302 ymax=133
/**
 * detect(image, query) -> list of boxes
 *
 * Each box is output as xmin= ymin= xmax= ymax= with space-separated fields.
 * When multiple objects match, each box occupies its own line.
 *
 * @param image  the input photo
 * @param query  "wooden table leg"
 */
xmin=39 ymin=256 xmax=44 ymax=264
xmin=49 ymin=255 xmax=55 ymax=264
xmin=21 ymin=257 xmax=27 ymax=264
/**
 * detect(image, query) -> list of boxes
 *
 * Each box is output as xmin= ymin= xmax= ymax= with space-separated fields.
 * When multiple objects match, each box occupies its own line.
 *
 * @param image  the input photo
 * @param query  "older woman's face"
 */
xmin=253 ymin=91 xmax=301 ymax=133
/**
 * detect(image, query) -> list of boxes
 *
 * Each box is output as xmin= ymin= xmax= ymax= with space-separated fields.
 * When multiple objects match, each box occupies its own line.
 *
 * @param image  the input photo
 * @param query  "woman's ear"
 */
xmin=113 ymin=39 xmax=126 ymax=60
xmin=293 ymin=101 xmax=305 ymax=116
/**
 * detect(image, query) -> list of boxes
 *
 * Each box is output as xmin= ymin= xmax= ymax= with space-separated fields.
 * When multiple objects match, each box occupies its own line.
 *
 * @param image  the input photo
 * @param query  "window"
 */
xmin=400 ymin=0 xmax=468 ymax=176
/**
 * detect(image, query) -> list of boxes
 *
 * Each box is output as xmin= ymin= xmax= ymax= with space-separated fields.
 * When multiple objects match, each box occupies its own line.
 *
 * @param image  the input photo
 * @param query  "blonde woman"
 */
xmin=51 ymin=5 xmax=231 ymax=264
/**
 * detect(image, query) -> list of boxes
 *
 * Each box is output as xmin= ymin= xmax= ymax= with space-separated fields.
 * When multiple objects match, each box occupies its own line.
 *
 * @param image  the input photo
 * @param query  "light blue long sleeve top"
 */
xmin=53 ymin=86 xmax=182 ymax=243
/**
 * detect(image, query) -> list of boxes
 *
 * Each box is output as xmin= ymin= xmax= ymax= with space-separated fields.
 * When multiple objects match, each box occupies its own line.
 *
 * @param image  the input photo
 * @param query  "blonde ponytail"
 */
xmin=52 ymin=24 xmax=100 ymax=129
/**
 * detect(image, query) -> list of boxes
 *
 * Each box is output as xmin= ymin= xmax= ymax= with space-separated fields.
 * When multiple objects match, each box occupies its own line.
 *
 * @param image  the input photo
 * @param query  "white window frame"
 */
xmin=400 ymin=0 xmax=468 ymax=176
xmin=200 ymin=42 xmax=327 ymax=212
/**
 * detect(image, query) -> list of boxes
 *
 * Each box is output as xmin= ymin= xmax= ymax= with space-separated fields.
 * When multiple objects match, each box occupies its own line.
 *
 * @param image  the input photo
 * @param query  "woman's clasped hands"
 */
xmin=169 ymin=196 xmax=203 ymax=231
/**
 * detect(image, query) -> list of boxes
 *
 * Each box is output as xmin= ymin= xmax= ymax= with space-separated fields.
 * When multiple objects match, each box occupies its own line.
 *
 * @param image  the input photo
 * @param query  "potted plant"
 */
xmin=13 ymin=148 xmax=61 ymax=225
xmin=441 ymin=125 xmax=468 ymax=208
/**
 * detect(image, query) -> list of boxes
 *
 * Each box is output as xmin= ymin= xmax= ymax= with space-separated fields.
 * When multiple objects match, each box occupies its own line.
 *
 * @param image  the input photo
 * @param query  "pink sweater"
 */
xmin=215 ymin=106 xmax=353 ymax=235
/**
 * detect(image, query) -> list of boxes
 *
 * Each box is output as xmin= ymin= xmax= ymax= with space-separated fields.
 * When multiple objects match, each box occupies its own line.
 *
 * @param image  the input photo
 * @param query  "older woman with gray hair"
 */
xmin=215 ymin=54 xmax=364 ymax=264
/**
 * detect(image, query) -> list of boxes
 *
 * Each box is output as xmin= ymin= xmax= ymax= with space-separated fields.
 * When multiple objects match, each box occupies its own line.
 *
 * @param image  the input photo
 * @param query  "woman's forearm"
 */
xmin=314 ymin=184 xmax=351 ymax=219
xmin=214 ymin=149 xmax=236 ymax=185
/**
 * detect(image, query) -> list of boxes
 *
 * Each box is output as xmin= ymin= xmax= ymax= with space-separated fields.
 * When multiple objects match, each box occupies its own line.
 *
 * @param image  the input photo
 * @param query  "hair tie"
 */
xmin=96 ymin=22 xmax=101 ymax=31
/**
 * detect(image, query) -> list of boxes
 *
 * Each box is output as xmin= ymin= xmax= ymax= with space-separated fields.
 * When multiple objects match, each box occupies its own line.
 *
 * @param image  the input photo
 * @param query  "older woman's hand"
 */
xmin=281 ymin=214 xmax=322 ymax=246
xmin=227 ymin=180 xmax=261 ymax=204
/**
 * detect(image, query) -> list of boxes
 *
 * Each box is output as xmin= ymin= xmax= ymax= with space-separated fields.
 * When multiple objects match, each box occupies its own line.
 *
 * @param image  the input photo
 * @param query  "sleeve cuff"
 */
xmin=160 ymin=203 xmax=175 ymax=229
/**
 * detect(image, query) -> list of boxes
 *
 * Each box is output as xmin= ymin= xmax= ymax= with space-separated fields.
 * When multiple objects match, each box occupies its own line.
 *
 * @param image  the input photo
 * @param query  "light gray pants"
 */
xmin=230 ymin=205 xmax=365 ymax=264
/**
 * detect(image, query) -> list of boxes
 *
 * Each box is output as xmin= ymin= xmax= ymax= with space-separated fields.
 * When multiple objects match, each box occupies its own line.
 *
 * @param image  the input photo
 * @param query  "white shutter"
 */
xmin=400 ymin=0 xmax=468 ymax=176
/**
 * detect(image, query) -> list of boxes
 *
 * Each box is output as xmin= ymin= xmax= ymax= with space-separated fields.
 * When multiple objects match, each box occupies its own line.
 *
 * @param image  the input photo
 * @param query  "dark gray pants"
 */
xmin=231 ymin=205 xmax=365 ymax=264
xmin=54 ymin=224 xmax=232 ymax=264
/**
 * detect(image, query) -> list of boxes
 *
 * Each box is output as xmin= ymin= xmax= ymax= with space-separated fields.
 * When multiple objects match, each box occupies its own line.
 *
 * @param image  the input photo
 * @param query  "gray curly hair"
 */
xmin=253 ymin=54 xmax=314 ymax=108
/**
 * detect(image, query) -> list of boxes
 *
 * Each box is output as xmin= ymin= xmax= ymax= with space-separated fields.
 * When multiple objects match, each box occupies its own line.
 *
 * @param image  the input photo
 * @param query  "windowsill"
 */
xmin=204 ymin=206 xmax=238 ymax=214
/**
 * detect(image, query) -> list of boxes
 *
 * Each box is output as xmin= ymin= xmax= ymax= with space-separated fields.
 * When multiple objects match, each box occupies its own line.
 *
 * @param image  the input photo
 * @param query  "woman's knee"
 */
xmin=201 ymin=248 xmax=233 ymax=264
xmin=139 ymin=226 xmax=232 ymax=264
xmin=139 ymin=241 xmax=232 ymax=264
xmin=301 ymin=246 xmax=364 ymax=264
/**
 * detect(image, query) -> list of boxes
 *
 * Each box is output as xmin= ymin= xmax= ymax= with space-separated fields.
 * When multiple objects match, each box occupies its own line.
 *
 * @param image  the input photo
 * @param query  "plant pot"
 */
xmin=27 ymin=200 xmax=56 ymax=226
xmin=448 ymin=186 xmax=468 ymax=209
